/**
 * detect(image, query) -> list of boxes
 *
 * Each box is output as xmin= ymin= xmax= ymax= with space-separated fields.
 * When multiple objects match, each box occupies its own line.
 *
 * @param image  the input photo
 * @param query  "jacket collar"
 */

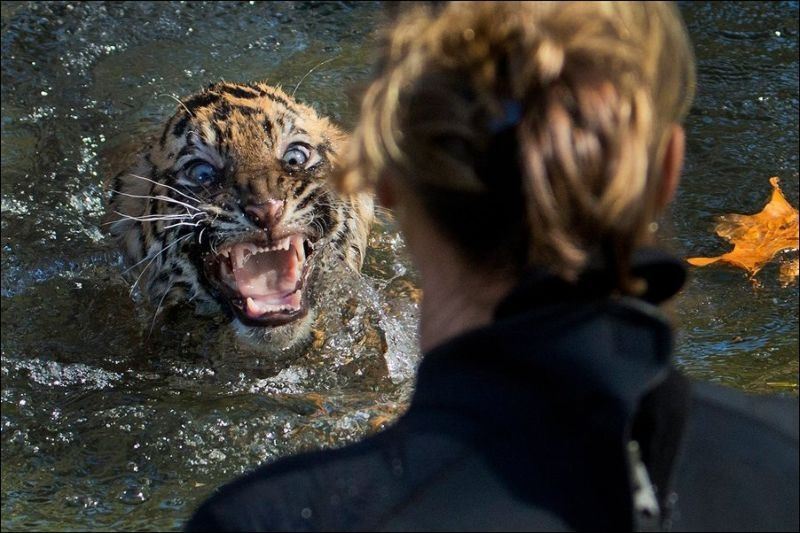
xmin=494 ymin=247 xmax=687 ymax=319
xmin=413 ymin=248 xmax=686 ymax=413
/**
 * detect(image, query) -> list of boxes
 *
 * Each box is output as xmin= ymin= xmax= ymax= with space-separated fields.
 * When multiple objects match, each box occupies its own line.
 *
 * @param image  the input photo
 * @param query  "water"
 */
xmin=1 ymin=1 xmax=797 ymax=530
xmin=670 ymin=1 xmax=799 ymax=391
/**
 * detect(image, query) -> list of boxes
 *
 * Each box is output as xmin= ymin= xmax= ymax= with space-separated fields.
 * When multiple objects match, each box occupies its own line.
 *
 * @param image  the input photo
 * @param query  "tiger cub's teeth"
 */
xmin=246 ymin=296 xmax=300 ymax=315
xmin=258 ymin=237 xmax=291 ymax=252
xmin=217 ymin=237 xmax=297 ymax=262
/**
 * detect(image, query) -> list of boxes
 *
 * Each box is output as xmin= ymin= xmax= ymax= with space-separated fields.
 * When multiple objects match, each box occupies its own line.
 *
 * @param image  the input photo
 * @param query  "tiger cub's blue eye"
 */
xmin=282 ymin=144 xmax=310 ymax=167
xmin=186 ymin=162 xmax=218 ymax=184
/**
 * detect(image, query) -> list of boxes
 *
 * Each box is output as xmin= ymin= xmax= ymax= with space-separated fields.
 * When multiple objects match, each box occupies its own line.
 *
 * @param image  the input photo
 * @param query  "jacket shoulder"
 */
xmin=185 ymin=420 xmax=474 ymax=531
xmin=670 ymin=382 xmax=799 ymax=531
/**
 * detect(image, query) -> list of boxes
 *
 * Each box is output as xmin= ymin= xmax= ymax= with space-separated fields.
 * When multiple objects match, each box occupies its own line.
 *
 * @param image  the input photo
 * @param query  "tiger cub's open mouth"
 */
xmin=204 ymin=234 xmax=314 ymax=327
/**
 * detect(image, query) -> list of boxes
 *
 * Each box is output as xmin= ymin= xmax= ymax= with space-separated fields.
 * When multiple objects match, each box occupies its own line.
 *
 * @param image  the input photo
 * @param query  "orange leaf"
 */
xmin=686 ymin=256 xmax=721 ymax=267
xmin=686 ymin=177 xmax=799 ymax=283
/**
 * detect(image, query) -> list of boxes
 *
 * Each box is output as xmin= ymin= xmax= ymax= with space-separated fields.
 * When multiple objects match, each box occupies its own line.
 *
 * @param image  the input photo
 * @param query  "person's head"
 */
xmin=341 ymin=1 xmax=695 ymax=296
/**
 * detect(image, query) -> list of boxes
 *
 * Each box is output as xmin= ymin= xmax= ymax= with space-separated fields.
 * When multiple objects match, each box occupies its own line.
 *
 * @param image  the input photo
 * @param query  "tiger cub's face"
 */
xmin=106 ymin=82 xmax=373 ymax=351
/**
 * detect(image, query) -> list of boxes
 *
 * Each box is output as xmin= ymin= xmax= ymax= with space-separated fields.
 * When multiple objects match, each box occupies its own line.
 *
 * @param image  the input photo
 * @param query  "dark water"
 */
xmin=1 ymin=1 xmax=797 ymax=530
xmin=671 ymin=1 xmax=799 ymax=390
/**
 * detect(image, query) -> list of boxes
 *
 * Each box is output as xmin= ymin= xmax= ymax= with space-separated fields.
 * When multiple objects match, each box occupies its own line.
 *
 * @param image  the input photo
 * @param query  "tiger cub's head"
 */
xmin=106 ymin=82 xmax=373 ymax=351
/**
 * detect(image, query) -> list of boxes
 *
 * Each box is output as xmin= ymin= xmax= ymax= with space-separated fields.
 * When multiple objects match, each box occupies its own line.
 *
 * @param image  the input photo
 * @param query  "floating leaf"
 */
xmin=687 ymin=177 xmax=799 ymax=284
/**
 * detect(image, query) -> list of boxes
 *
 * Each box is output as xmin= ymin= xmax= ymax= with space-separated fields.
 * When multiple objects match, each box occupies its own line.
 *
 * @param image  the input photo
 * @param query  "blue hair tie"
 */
xmin=488 ymin=99 xmax=522 ymax=134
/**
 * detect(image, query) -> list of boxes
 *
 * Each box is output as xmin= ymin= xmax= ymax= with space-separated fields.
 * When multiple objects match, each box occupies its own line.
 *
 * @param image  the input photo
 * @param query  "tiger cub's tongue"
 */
xmin=231 ymin=243 xmax=301 ymax=301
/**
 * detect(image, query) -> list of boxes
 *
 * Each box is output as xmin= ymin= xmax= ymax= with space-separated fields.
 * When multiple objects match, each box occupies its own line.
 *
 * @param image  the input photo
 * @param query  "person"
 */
xmin=186 ymin=2 xmax=799 ymax=531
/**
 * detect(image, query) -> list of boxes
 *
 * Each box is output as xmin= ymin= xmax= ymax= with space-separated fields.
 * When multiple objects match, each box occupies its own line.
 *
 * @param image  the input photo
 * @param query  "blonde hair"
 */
xmin=341 ymin=1 xmax=696 ymax=289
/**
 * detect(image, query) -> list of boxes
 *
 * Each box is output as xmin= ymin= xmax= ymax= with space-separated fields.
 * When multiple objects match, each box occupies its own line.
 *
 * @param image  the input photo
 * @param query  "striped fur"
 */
xmin=104 ymin=82 xmax=373 ymax=347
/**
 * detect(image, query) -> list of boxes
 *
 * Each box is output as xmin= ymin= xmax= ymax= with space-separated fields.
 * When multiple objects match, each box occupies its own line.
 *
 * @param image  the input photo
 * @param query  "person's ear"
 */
xmin=658 ymin=124 xmax=685 ymax=209
xmin=376 ymin=173 xmax=396 ymax=209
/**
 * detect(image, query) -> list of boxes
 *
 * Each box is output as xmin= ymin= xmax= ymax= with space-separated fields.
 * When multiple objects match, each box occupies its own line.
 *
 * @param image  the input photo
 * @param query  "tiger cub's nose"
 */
xmin=245 ymin=199 xmax=285 ymax=230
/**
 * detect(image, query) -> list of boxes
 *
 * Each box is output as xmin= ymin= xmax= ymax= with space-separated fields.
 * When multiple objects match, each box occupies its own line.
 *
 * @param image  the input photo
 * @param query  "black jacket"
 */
xmin=186 ymin=251 xmax=799 ymax=531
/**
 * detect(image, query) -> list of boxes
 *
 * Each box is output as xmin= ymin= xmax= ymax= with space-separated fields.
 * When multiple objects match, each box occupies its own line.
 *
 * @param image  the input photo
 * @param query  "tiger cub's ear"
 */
xmin=101 ymin=142 xmax=158 ymax=266
xmin=100 ymin=136 xmax=153 ymax=227
xmin=323 ymin=129 xmax=376 ymax=274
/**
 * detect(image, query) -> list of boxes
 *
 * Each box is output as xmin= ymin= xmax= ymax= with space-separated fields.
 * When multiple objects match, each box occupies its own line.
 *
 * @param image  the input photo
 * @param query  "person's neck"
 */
xmin=394 ymin=193 xmax=517 ymax=353
xmin=416 ymin=256 xmax=516 ymax=354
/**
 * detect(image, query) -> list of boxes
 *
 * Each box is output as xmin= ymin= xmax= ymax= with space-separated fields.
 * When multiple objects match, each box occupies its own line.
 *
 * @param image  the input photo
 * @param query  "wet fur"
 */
xmin=104 ymin=82 xmax=373 ymax=349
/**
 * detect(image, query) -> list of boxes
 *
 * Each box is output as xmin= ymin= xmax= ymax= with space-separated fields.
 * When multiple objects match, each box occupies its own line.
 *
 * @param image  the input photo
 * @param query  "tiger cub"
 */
xmin=105 ymin=82 xmax=373 ymax=352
